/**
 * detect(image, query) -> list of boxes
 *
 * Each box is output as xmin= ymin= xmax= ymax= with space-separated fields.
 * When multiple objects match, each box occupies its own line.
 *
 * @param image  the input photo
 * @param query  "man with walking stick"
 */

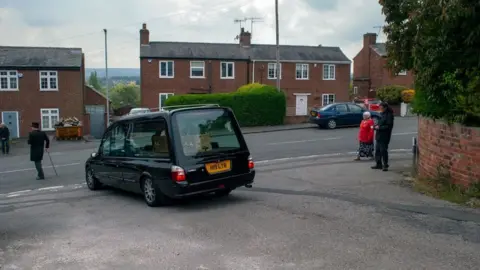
xmin=28 ymin=122 xmax=50 ymax=180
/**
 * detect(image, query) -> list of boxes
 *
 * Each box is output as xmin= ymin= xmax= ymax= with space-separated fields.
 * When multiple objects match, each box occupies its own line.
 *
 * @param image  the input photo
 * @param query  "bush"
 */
xmin=376 ymin=85 xmax=407 ymax=105
xmin=401 ymin=89 xmax=415 ymax=103
xmin=164 ymin=84 xmax=286 ymax=127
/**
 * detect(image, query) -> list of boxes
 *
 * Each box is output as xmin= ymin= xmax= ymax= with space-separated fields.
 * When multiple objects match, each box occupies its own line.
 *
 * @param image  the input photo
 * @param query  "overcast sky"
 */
xmin=0 ymin=0 xmax=386 ymax=68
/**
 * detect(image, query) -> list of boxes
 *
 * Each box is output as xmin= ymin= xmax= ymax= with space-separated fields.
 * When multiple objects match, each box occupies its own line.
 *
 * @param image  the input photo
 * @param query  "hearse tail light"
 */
xmin=171 ymin=165 xmax=186 ymax=182
xmin=248 ymin=156 xmax=255 ymax=169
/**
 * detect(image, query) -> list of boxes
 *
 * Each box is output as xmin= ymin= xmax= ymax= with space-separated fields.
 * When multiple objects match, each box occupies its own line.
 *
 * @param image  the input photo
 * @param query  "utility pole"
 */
xmin=275 ymin=0 xmax=280 ymax=91
xmin=103 ymin=29 xmax=110 ymax=126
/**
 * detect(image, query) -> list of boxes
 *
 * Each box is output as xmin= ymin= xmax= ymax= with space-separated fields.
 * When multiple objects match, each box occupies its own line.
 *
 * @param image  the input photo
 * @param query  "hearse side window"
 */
xmin=100 ymin=124 xmax=127 ymax=157
xmin=109 ymin=124 xmax=127 ymax=157
xmin=100 ymin=131 xmax=112 ymax=156
xmin=172 ymin=109 xmax=241 ymax=157
xmin=126 ymin=119 xmax=170 ymax=158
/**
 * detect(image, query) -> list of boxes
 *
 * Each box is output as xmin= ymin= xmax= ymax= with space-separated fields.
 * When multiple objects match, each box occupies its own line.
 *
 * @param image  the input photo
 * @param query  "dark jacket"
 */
xmin=376 ymin=108 xmax=394 ymax=144
xmin=28 ymin=130 xmax=50 ymax=161
xmin=0 ymin=127 xmax=9 ymax=140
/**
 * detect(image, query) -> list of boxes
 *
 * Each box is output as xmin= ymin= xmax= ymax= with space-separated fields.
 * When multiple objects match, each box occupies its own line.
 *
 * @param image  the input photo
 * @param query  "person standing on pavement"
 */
xmin=0 ymin=123 xmax=10 ymax=155
xmin=354 ymin=112 xmax=375 ymax=161
xmin=28 ymin=122 xmax=50 ymax=180
xmin=372 ymin=102 xmax=394 ymax=171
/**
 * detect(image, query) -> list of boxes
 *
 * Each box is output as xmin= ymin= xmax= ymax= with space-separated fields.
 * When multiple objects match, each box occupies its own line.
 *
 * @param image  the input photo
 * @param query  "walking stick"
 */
xmin=47 ymin=150 xmax=58 ymax=176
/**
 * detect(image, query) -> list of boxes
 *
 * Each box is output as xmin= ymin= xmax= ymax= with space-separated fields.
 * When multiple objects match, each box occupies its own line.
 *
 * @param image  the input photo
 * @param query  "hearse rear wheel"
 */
xmin=142 ymin=177 xmax=173 ymax=207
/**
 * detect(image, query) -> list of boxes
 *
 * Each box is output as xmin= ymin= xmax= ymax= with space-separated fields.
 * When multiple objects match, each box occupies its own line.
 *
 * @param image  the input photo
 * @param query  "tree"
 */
xmin=109 ymin=82 xmax=140 ymax=109
xmin=88 ymin=71 xmax=104 ymax=92
xmin=380 ymin=0 xmax=480 ymax=126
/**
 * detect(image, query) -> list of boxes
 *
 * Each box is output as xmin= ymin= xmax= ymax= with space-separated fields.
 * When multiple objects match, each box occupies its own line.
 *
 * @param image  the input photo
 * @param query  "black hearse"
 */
xmin=85 ymin=105 xmax=255 ymax=207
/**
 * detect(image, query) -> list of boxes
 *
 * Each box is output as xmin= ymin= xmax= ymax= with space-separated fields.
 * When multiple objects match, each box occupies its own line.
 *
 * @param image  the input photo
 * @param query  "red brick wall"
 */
xmin=418 ymin=117 xmax=480 ymax=186
xmin=0 ymin=69 xmax=84 ymax=137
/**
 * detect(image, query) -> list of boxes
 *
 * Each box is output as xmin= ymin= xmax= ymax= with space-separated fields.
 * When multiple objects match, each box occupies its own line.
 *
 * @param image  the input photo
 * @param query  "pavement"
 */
xmin=2 ymin=117 xmax=479 ymax=269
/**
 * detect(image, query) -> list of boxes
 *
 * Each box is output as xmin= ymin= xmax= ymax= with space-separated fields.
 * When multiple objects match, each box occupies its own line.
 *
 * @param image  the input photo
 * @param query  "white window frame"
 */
xmin=159 ymin=61 xmax=174 ymax=78
xmin=220 ymin=62 xmax=235 ymax=79
xmin=353 ymin=86 xmax=358 ymax=95
xmin=40 ymin=108 xmax=59 ymax=131
xmin=295 ymin=64 xmax=309 ymax=80
xmin=39 ymin=71 xmax=58 ymax=91
xmin=323 ymin=64 xmax=336 ymax=80
xmin=190 ymin=61 xmax=205 ymax=78
xmin=159 ymin=93 xmax=174 ymax=110
xmin=0 ymin=70 xmax=19 ymax=91
xmin=267 ymin=63 xmax=282 ymax=79
xmin=397 ymin=70 xmax=407 ymax=75
xmin=322 ymin=94 xmax=336 ymax=106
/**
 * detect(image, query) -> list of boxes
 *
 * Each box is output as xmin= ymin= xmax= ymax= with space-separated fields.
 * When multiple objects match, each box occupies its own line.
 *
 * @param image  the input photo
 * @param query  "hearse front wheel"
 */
xmin=142 ymin=177 xmax=172 ymax=207
xmin=85 ymin=166 xmax=102 ymax=190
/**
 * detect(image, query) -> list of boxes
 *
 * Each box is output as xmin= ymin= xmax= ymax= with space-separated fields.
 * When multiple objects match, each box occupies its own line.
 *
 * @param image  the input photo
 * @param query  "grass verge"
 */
xmin=413 ymin=177 xmax=480 ymax=208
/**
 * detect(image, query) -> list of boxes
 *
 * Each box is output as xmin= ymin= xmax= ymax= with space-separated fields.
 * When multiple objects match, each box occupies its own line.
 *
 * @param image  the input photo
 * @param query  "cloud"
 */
xmin=0 ymin=0 xmax=386 ymax=68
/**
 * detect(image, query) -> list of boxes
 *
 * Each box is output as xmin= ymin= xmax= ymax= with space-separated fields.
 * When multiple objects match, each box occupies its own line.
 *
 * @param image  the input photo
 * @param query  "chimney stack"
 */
xmin=239 ymin=27 xmax=251 ymax=47
xmin=363 ymin=33 xmax=377 ymax=49
xmin=140 ymin=23 xmax=149 ymax=45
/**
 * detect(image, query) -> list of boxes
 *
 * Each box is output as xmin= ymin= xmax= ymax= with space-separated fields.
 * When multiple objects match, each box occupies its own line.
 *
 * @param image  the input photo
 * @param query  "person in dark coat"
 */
xmin=0 ymin=123 xmax=10 ymax=155
xmin=372 ymin=102 xmax=394 ymax=171
xmin=28 ymin=122 xmax=50 ymax=180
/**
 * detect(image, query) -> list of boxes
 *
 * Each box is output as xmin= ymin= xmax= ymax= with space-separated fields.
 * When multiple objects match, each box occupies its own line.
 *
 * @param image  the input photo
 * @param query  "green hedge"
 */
xmin=376 ymin=85 xmax=408 ymax=105
xmin=164 ymin=84 xmax=286 ymax=126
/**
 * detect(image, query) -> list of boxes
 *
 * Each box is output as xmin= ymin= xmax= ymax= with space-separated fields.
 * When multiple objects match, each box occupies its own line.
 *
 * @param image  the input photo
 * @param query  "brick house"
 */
xmin=0 ymin=46 xmax=109 ymax=138
xmin=352 ymin=33 xmax=415 ymax=99
xmin=139 ymin=23 xmax=351 ymax=123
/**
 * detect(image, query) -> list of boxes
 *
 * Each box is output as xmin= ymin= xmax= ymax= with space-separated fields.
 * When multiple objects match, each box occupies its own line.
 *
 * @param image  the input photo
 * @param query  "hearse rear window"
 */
xmin=172 ymin=109 xmax=242 ymax=157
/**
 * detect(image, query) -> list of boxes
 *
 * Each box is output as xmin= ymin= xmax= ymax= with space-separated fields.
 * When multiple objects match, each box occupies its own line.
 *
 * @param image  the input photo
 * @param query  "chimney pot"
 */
xmin=239 ymin=28 xmax=251 ymax=47
xmin=140 ymin=23 xmax=150 ymax=45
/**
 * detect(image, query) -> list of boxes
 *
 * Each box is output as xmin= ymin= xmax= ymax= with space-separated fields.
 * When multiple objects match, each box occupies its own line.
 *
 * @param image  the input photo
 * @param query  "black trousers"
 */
xmin=1 ymin=139 xmax=9 ymax=154
xmin=375 ymin=141 xmax=389 ymax=167
xmin=34 ymin=161 xmax=45 ymax=179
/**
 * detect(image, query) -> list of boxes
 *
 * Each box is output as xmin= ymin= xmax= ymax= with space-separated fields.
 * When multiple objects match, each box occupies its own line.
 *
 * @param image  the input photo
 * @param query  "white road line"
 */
xmin=0 ymin=162 xmax=81 ymax=174
xmin=7 ymin=189 xmax=32 ymax=195
xmin=255 ymin=149 xmax=411 ymax=164
xmin=392 ymin=132 xmax=418 ymax=136
xmin=267 ymin=137 xmax=343 ymax=145
xmin=38 ymin=186 xmax=64 ymax=191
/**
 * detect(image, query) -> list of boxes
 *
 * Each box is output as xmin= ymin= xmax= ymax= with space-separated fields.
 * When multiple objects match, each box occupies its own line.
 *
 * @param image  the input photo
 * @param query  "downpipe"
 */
xmin=412 ymin=136 xmax=418 ymax=173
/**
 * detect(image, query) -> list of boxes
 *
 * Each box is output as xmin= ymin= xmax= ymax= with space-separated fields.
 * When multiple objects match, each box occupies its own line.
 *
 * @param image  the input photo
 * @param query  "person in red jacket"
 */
xmin=355 ymin=111 xmax=375 ymax=160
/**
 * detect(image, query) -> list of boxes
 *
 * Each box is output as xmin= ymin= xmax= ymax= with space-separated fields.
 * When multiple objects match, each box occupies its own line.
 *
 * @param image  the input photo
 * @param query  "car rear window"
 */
xmin=320 ymin=104 xmax=335 ymax=111
xmin=172 ymin=109 xmax=243 ymax=157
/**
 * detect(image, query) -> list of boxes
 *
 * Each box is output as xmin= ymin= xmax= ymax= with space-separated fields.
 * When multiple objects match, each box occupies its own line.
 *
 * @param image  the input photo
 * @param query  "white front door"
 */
xmin=295 ymin=95 xmax=308 ymax=116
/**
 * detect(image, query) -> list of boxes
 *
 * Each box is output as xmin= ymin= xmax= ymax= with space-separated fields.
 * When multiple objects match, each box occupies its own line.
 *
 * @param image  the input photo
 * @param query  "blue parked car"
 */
xmin=309 ymin=102 xmax=381 ymax=129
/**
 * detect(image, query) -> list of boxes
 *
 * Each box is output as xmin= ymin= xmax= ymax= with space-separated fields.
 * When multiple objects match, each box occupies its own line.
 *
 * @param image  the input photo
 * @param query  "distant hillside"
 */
xmin=86 ymin=68 xmax=140 ymax=78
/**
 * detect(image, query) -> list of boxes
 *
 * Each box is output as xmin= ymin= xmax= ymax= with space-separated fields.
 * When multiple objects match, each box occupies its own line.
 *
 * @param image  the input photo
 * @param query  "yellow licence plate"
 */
xmin=205 ymin=160 xmax=231 ymax=174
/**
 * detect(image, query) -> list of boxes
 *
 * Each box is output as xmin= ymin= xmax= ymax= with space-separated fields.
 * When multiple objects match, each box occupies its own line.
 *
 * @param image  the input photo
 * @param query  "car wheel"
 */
xmin=142 ymin=177 xmax=172 ymax=207
xmin=214 ymin=188 xmax=233 ymax=197
xmin=327 ymin=119 xmax=337 ymax=129
xmin=85 ymin=166 xmax=102 ymax=190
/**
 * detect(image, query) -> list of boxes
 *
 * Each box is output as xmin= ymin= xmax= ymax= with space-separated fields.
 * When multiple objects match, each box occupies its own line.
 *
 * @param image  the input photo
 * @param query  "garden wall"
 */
xmin=418 ymin=117 xmax=480 ymax=186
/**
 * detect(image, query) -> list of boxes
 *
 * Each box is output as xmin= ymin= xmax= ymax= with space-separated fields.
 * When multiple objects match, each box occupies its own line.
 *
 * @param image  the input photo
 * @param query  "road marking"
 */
xmin=0 ymin=162 xmax=81 ymax=174
xmin=267 ymin=137 xmax=343 ymax=145
xmin=38 ymin=186 xmax=64 ymax=191
xmin=267 ymin=132 xmax=417 ymax=145
xmin=392 ymin=132 xmax=417 ymax=136
xmin=255 ymin=149 xmax=411 ymax=164
xmin=7 ymin=189 xmax=32 ymax=195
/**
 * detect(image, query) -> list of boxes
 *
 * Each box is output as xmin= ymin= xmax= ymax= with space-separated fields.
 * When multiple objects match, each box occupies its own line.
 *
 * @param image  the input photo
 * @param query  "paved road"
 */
xmin=0 ymin=117 xmax=417 ymax=195
xmin=1 ymin=154 xmax=479 ymax=269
